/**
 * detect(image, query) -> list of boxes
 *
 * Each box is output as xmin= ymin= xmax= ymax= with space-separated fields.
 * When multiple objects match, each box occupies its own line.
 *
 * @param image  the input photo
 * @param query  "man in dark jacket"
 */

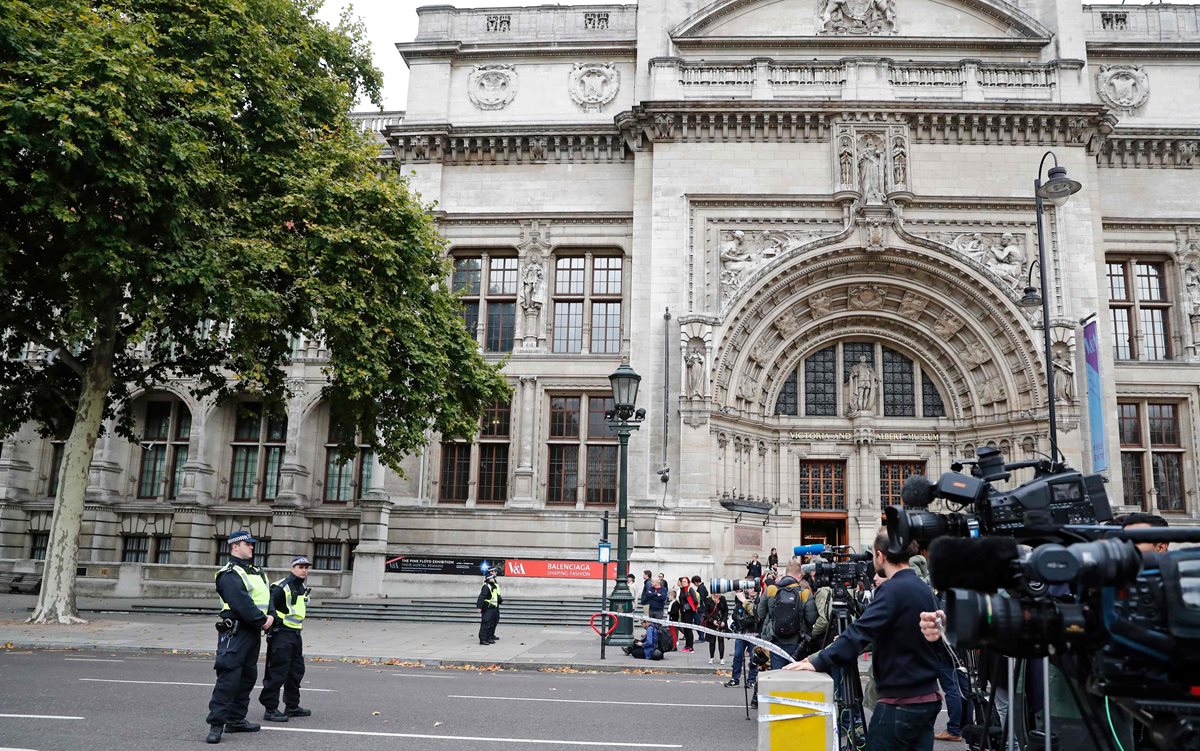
xmin=476 ymin=568 xmax=502 ymax=645
xmin=624 ymin=621 xmax=663 ymax=660
xmin=643 ymin=576 xmax=668 ymax=619
xmin=755 ymin=557 xmax=818 ymax=670
xmin=691 ymin=575 xmax=709 ymax=643
xmin=746 ymin=554 xmax=763 ymax=580
xmin=205 ymin=531 xmax=273 ymax=744
xmin=259 ymin=556 xmax=312 ymax=723
xmin=676 ymin=577 xmax=699 ymax=652
xmin=787 ymin=529 xmax=942 ymax=751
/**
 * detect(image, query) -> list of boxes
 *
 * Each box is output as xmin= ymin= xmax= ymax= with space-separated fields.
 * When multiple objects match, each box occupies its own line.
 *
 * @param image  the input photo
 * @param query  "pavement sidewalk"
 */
xmin=0 ymin=594 xmax=733 ymax=676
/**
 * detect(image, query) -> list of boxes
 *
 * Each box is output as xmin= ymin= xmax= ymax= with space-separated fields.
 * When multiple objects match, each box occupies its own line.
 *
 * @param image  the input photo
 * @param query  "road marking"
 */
xmin=64 ymin=658 xmax=123 ymax=663
xmin=78 ymin=679 xmax=334 ymax=691
xmin=262 ymin=727 xmax=681 ymax=748
xmin=0 ymin=714 xmax=84 ymax=720
xmin=447 ymin=694 xmax=742 ymax=709
xmin=0 ymin=746 xmax=42 ymax=750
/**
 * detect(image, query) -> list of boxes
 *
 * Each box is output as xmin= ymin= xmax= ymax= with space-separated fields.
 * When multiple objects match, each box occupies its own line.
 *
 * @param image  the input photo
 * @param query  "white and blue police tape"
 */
xmin=598 ymin=610 xmax=797 ymax=664
xmin=755 ymin=694 xmax=838 ymax=725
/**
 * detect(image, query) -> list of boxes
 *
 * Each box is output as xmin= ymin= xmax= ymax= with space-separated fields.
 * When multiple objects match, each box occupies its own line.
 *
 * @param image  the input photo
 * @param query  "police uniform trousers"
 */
xmin=260 ymin=629 xmax=305 ymax=711
xmin=479 ymin=606 xmax=499 ymax=642
xmin=206 ymin=627 xmax=261 ymax=726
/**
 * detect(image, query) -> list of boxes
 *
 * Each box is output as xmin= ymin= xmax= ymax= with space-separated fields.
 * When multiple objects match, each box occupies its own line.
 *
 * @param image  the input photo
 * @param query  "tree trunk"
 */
xmin=28 ymin=304 xmax=118 ymax=625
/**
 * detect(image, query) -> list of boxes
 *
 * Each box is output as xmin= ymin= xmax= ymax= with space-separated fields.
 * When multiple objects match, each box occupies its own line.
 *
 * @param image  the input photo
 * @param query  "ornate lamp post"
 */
xmin=1018 ymin=152 xmax=1082 ymax=464
xmin=605 ymin=362 xmax=646 ymax=647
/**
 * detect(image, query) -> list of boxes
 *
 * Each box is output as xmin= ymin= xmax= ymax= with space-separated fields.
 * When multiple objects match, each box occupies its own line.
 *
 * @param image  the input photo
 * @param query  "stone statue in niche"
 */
xmin=1052 ymin=346 xmax=1075 ymax=404
xmin=684 ymin=342 xmax=706 ymax=399
xmin=891 ymin=136 xmax=908 ymax=189
xmin=838 ymin=137 xmax=854 ymax=187
xmin=847 ymin=356 xmax=878 ymax=414
xmin=1183 ymin=262 xmax=1200 ymax=315
xmin=898 ymin=291 xmax=927 ymax=320
xmin=521 ymin=261 xmax=544 ymax=311
xmin=818 ymin=0 xmax=897 ymax=35
xmin=985 ymin=233 xmax=1026 ymax=290
xmin=857 ymin=136 xmax=886 ymax=203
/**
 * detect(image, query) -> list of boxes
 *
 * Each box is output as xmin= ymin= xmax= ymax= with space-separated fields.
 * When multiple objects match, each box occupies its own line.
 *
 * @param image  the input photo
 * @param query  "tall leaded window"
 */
xmin=880 ymin=461 xmax=926 ymax=506
xmin=452 ymin=254 xmax=517 ymax=353
xmin=29 ymin=532 xmax=49 ymax=561
xmin=138 ymin=399 xmax=191 ymax=500
xmin=775 ymin=370 xmax=799 ymax=416
xmin=805 ymin=346 xmax=837 ymax=416
xmin=882 ymin=350 xmax=916 ymax=417
xmin=478 ymin=399 xmax=511 ymax=504
xmin=229 ymin=404 xmax=286 ymax=502
xmin=796 ymin=460 xmax=846 ymax=511
xmin=1119 ymin=400 xmax=1187 ymax=513
xmin=922 ymin=378 xmax=946 ymax=418
xmin=546 ymin=395 xmax=617 ymax=506
xmin=552 ymin=255 xmax=624 ymax=354
xmin=439 ymin=441 xmax=471 ymax=503
xmin=324 ymin=423 xmax=374 ymax=503
xmin=776 ymin=342 xmax=946 ymax=419
xmin=1107 ymin=258 xmax=1172 ymax=361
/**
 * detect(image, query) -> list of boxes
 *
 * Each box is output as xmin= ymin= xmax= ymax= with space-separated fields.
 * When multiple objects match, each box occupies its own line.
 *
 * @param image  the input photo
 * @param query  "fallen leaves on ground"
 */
xmin=623 ymin=668 xmax=671 ymax=674
xmin=437 ymin=663 xmax=503 ymax=672
xmin=537 ymin=666 xmax=584 ymax=673
xmin=381 ymin=659 xmax=422 ymax=667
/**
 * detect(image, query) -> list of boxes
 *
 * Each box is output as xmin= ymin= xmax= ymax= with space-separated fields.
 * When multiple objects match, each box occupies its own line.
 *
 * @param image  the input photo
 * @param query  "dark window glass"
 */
xmin=453 ymin=257 xmax=481 ymax=295
xmin=796 ymin=461 xmax=846 ymax=511
xmin=555 ymin=257 xmax=586 ymax=295
xmin=144 ymin=402 xmax=172 ymax=441
xmin=921 ymin=373 xmax=946 ymax=418
xmin=880 ymin=461 xmax=926 ymax=506
xmin=587 ymin=397 xmax=615 ymax=438
xmin=1148 ymin=404 xmax=1178 ymax=446
xmin=46 ymin=442 xmax=65 ymax=498
xmin=1121 ymin=453 xmax=1145 ymax=508
xmin=1118 ymin=403 xmax=1140 ymax=445
xmin=882 ymin=349 xmax=915 ymax=417
xmin=489 ymin=257 xmax=519 ymax=295
xmin=1110 ymin=308 xmax=1132 ymax=360
xmin=592 ymin=256 xmax=623 ymax=295
xmin=549 ymin=397 xmax=581 ymax=438
xmin=234 ymin=405 xmax=262 ymax=441
xmin=462 ymin=301 xmax=480 ymax=336
xmin=439 ymin=442 xmax=470 ymax=503
xmin=1153 ymin=453 xmax=1184 ymax=512
xmin=138 ymin=444 xmax=167 ymax=499
xmin=155 ymin=536 xmax=172 ymax=565
xmin=482 ymin=399 xmax=511 ymax=438
xmin=775 ymin=370 xmax=798 ymax=416
xmin=1106 ymin=262 xmax=1127 ymax=301
xmin=313 ymin=541 xmax=342 ymax=571
xmin=547 ymin=445 xmax=579 ymax=505
xmin=30 ymin=532 xmax=49 ymax=561
xmin=553 ymin=302 xmax=583 ymax=353
xmin=591 ymin=302 xmax=622 ymax=354
xmin=477 ymin=444 xmax=509 ymax=503
xmin=122 ymin=536 xmax=150 ymax=563
xmin=252 ymin=539 xmax=270 ymax=568
xmin=1135 ymin=262 xmax=1165 ymax=302
xmin=586 ymin=445 xmax=618 ymax=505
xmin=805 ymin=346 xmax=837 ymax=416
xmin=1140 ymin=308 xmax=1168 ymax=360
xmin=486 ymin=302 xmax=515 ymax=352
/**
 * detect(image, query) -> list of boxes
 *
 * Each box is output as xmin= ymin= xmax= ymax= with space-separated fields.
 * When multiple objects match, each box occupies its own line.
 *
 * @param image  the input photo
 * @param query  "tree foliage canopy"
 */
xmin=0 ymin=0 xmax=509 ymax=462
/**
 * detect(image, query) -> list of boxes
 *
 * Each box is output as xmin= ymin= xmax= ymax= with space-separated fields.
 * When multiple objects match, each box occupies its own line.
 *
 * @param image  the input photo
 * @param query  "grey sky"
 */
xmin=316 ymin=0 xmax=1189 ymax=112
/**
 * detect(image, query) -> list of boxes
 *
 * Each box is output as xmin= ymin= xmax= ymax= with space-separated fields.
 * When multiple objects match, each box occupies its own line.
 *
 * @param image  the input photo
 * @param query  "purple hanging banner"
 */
xmin=1083 ymin=320 xmax=1108 ymax=473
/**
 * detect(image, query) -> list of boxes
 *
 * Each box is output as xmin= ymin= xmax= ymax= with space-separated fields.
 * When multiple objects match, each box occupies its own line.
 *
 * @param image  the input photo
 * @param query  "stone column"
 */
xmin=350 ymin=495 xmax=392 ymax=599
xmin=269 ymin=507 xmax=308 ymax=572
xmin=86 ymin=419 xmax=123 ymax=503
xmin=273 ymin=378 xmax=311 ymax=507
xmin=509 ymin=376 xmax=537 ymax=508
xmin=173 ymin=395 xmax=218 ymax=566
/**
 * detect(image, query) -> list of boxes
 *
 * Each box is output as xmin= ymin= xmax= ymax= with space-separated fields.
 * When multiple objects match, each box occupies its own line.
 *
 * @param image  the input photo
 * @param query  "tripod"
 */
xmin=828 ymin=599 xmax=868 ymax=751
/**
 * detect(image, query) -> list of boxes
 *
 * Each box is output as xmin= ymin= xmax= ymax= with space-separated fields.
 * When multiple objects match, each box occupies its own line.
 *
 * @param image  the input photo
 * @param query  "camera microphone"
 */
xmin=900 ymin=475 xmax=937 ymax=506
xmin=929 ymin=536 xmax=1019 ymax=592
xmin=793 ymin=543 xmax=827 ymax=557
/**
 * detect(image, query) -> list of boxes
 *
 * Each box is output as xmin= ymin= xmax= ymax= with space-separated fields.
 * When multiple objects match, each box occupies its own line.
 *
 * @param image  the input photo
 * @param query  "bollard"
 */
xmin=756 ymin=670 xmax=838 ymax=751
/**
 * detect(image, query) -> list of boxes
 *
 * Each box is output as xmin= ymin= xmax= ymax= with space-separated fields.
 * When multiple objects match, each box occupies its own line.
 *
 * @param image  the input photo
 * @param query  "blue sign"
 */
xmin=1083 ymin=320 xmax=1108 ymax=473
xmin=597 ymin=542 xmax=612 ymax=564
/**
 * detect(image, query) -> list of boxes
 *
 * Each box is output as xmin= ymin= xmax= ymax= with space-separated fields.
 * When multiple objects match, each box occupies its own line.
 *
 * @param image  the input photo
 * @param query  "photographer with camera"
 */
xmin=725 ymin=585 xmax=759 ymax=689
xmin=787 ymin=530 xmax=942 ymax=751
xmin=755 ymin=556 xmax=817 ymax=670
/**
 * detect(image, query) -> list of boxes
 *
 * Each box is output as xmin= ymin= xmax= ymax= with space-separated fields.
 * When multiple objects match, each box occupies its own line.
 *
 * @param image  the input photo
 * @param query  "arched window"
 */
xmin=774 ymin=342 xmax=946 ymax=418
xmin=137 ymin=398 xmax=191 ymax=500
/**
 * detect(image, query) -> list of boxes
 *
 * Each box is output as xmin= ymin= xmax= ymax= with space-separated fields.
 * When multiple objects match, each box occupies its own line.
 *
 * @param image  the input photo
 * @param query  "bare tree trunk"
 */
xmin=28 ymin=304 xmax=118 ymax=625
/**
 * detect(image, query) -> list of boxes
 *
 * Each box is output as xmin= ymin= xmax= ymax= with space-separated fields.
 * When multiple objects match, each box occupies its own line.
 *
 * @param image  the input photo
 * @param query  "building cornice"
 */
xmin=383 ymin=122 xmax=631 ymax=165
xmin=1098 ymin=127 xmax=1200 ymax=169
xmin=433 ymin=211 xmax=633 ymax=225
xmin=397 ymin=40 xmax=636 ymax=63
xmin=671 ymin=35 xmax=1050 ymax=54
xmin=1086 ymin=42 xmax=1200 ymax=59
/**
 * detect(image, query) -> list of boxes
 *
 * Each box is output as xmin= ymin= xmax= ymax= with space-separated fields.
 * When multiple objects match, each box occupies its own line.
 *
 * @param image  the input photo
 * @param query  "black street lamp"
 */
xmin=1020 ymin=152 xmax=1082 ymax=463
xmin=605 ymin=362 xmax=646 ymax=648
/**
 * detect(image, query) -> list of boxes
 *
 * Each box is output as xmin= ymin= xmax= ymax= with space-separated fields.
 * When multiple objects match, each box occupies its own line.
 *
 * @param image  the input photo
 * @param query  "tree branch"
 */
xmin=10 ymin=324 xmax=85 ymax=377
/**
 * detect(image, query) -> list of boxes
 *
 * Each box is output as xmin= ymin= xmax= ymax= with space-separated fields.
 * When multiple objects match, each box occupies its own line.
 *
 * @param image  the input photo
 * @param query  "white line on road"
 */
xmin=447 ymin=694 xmax=742 ymax=709
xmin=262 ymin=727 xmax=682 ymax=748
xmin=0 ymin=746 xmax=42 ymax=750
xmin=64 ymin=658 xmax=123 ymax=662
xmin=77 ymin=679 xmax=334 ymax=691
xmin=0 ymin=714 xmax=84 ymax=720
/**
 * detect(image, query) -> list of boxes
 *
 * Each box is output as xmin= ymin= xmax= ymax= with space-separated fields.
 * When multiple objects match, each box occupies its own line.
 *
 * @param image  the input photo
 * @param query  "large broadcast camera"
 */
xmin=885 ymin=447 xmax=1200 ymax=751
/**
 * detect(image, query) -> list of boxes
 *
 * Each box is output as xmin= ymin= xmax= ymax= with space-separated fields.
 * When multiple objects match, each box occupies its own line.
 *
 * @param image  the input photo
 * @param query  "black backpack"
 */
xmin=773 ymin=584 xmax=807 ymax=639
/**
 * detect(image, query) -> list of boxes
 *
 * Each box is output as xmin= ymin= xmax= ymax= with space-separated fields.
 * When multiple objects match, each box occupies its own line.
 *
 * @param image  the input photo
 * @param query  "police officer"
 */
xmin=476 ymin=568 xmax=502 ymax=645
xmin=260 ymin=556 xmax=313 ymax=722
xmin=206 ymin=531 xmax=272 ymax=744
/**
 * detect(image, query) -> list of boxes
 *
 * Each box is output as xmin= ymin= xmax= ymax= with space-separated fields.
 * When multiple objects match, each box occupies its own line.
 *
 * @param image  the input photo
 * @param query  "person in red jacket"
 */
xmin=676 ymin=576 xmax=699 ymax=652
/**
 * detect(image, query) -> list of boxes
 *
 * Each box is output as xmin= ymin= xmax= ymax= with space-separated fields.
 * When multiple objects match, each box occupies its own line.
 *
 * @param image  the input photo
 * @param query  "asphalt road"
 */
xmin=0 ymin=650 xmax=758 ymax=751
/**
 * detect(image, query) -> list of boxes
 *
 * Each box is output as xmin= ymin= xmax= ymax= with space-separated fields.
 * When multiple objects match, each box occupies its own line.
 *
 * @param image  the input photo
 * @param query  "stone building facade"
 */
xmin=3 ymin=0 xmax=1200 ymax=598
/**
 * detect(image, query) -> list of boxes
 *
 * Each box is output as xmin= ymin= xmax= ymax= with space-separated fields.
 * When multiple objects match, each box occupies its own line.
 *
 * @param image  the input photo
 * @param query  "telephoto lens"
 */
xmin=709 ymin=578 xmax=759 ymax=594
xmin=944 ymin=588 xmax=1086 ymax=656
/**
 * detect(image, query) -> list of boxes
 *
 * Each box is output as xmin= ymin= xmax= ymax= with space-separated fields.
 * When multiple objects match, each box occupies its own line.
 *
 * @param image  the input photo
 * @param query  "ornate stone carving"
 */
xmin=774 ymin=310 xmax=802 ymax=337
xmin=411 ymin=136 xmax=429 ymax=160
xmin=818 ymin=0 xmax=897 ymax=35
xmin=932 ymin=311 xmax=963 ymax=339
xmin=1097 ymin=65 xmax=1149 ymax=114
xmin=857 ymin=134 xmax=887 ymax=203
xmin=1052 ymin=344 xmax=1075 ymax=404
xmin=1178 ymin=141 xmax=1199 ymax=167
xmin=891 ymin=135 xmax=908 ymax=189
xmin=898 ymin=292 xmax=927 ymax=320
xmin=520 ymin=261 xmax=544 ymax=312
xmin=846 ymin=356 xmax=878 ymax=414
xmin=808 ymin=291 xmax=834 ymax=320
xmin=979 ymin=377 xmax=1007 ymax=405
xmin=960 ymin=341 xmax=991 ymax=368
xmin=717 ymin=229 xmax=822 ymax=303
xmin=923 ymin=231 xmax=1028 ymax=290
xmin=684 ymin=339 xmax=707 ymax=399
xmin=528 ymin=136 xmax=548 ymax=162
xmin=862 ymin=217 xmax=887 ymax=253
xmin=837 ymin=135 xmax=854 ymax=188
xmin=737 ymin=373 xmax=761 ymax=403
xmin=467 ymin=64 xmax=518 ymax=111
xmin=1183 ymin=261 xmax=1200 ymax=316
xmin=748 ymin=340 xmax=772 ymax=365
xmin=568 ymin=63 xmax=620 ymax=113
xmin=848 ymin=284 xmax=887 ymax=310
xmin=653 ymin=113 xmax=676 ymax=139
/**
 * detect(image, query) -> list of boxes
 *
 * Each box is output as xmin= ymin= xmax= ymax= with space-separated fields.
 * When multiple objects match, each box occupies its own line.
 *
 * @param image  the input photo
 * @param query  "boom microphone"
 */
xmin=929 ymin=536 xmax=1019 ymax=592
xmin=793 ymin=544 xmax=827 ymax=557
xmin=901 ymin=475 xmax=937 ymax=506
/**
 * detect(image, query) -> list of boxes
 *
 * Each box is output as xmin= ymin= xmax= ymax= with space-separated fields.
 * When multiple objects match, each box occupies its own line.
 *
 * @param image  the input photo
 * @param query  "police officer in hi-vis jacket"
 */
xmin=260 ymin=556 xmax=313 ymax=723
xmin=477 ymin=567 xmax=503 ymax=645
xmin=206 ymin=531 xmax=273 ymax=744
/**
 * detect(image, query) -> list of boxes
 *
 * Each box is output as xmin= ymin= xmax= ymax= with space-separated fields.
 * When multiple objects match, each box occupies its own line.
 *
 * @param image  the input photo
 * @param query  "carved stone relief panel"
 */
xmin=808 ymin=291 xmax=835 ymax=320
xmin=568 ymin=63 xmax=620 ymax=113
xmin=960 ymin=340 xmax=991 ymax=369
xmin=932 ymin=311 xmax=963 ymax=339
xmin=918 ymin=230 xmax=1032 ymax=293
xmin=714 ymin=227 xmax=826 ymax=306
xmin=978 ymin=377 xmax=1007 ymax=405
xmin=831 ymin=121 xmax=910 ymax=201
xmin=1097 ymin=65 xmax=1149 ymax=114
xmin=468 ymin=65 xmax=518 ymax=110
xmin=848 ymin=284 xmax=887 ymax=310
xmin=817 ymin=0 xmax=897 ymax=35
xmin=898 ymin=291 xmax=928 ymax=320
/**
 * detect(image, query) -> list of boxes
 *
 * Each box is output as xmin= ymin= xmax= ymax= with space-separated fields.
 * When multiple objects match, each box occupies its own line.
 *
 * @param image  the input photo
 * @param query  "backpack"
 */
xmin=773 ymin=583 xmax=809 ymax=639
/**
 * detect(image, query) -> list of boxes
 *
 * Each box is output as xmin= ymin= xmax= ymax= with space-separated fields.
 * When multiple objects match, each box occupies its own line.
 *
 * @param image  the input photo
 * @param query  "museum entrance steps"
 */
xmin=81 ymin=597 xmax=614 ymax=626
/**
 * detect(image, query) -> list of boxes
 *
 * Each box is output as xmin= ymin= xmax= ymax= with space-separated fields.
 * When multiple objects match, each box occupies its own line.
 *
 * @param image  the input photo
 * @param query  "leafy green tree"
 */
xmin=0 ymin=0 xmax=509 ymax=623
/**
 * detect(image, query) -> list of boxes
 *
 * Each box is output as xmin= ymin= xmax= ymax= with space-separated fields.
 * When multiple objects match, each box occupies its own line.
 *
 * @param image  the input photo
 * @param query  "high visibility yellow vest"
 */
xmin=485 ymin=581 xmax=500 ymax=608
xmin=273 ymin=577 xmax=308 ymax=630
xmin=215 ymin=562 xmax=271 ymax=618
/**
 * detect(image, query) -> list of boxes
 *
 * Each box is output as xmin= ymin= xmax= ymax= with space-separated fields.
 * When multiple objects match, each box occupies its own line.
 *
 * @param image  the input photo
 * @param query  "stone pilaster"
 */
xmin=268 ymin=506 xmax=309 ymax=572
xmin=169 ymin=504 xmax=217 ymax=567
xmin=274 ymin=378 xmax=311 ymax=507
xmin=509 ymin=376 xmax=537 ymax=508
xmin=350 ymin=499 xmax=392 ymax=598
xmin=80 ymin=504 xmax=120 ymax=563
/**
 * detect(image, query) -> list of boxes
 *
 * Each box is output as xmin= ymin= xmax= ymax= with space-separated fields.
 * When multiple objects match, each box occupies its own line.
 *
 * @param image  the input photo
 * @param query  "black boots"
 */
xmin=206 ymin=725 xmax=223 ymax=744
xmin=224 ymin=720 xmax=261 ymax=733
xmin=285 ymin=707 xmax=312 ymax=718
xmin=263 ymin=709 xmax=289 ymax=722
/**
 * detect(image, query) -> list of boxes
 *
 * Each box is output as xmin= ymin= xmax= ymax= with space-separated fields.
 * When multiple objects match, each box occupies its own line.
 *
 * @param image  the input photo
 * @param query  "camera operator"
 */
xmin=755 ymin=556 xmax=817 ymax=670
xmin=1121 ymin=512 xmax=1170 ymax=554
xmin=725 ymin=585 xmax=759 ymax=689
xmin=787 ymin=530 xmax=942 ymax=751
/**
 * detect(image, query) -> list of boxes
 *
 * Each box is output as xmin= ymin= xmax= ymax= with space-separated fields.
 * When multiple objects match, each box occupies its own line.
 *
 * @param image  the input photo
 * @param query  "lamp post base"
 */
xmin=605 ymin=581 xmax=635 ymax=648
